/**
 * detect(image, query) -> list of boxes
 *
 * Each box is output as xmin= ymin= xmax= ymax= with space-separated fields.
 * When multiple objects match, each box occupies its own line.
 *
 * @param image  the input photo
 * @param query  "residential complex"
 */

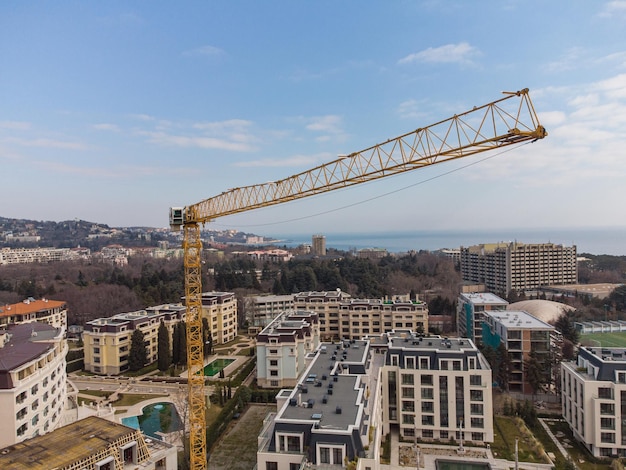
xmin=456 ymin=292 xmax=508 ymax=346
xmin=0 ymin=322 xmax=68 ymax=448
xmin=562 ymin=347 xmax=626 ymax=458
xmin=245 ymin=294 xmax=295 ymax=328
xmin=256 ymin=310 xmax=320 ymax=388
xmin=482 ymin=310 xmax=557 ymax=394
xmin=0 ymin=298 xmax=68 ymax=330
xmin=83 ymin=304 xmax=186 ymax=375
xmin=294 ymin=290 xmax=429 ymax=340
xmin=0 ymin=416 xmax=177 ymax=469
xmin=257 ymin=331 xmax=494 ymax=470
xmin=380 ymin=333 xmax=494 ymax=444
xmin=83 ymin=292 xmax=237 ymax=375
xmin=460 ymin=242 xmax=578 ymax=295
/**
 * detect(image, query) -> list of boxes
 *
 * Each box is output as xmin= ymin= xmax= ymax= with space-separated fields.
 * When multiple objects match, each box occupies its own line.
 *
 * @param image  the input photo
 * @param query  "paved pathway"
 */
xmin=538 ymin=418 xmax=577 ymax=469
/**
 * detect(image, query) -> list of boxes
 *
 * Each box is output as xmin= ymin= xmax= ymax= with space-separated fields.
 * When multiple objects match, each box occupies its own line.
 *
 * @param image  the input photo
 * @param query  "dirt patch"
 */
xmin=208 ymin=403 xmax=274 ymax=470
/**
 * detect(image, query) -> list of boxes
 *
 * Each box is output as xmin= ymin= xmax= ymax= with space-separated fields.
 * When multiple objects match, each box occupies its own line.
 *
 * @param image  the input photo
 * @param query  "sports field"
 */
xmin=580 ymin=331 xmax=626 ymax=347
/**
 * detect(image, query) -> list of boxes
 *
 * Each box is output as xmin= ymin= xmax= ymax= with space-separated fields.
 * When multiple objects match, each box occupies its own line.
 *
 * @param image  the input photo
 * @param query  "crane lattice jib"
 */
xmin=176 ymin=88 xmax=546 ymax=470
xmin=185 ymin=88 xmax=546 ymax=225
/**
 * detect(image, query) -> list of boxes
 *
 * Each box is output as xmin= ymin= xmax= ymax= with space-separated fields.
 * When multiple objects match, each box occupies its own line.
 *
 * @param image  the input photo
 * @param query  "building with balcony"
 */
xmin=200 ymin=291 xmax=238 ymax=344
xmin=457 ymin=292 xmax=508 ymax=346
xmin=460 ymin=242 xmax=578 ymax=295
xmin=83 ymin=304 xmax=186 ymax=375
xmin=257 ymin=338 xmax=374 ymax=470
xmin=294 ymin=291 xmax=428 ymax=341
xmin=256 ymin=310 xmax=320 ymax=388
xmin=380 ymin=333 xmax=494 ymax=444
xmin=245 ymin=294 xmax=295 ymax=328
xmin=561 ymin=347 xmax=626 ymax=458
xmin=482 ymin=310 xmax=556 ymax=394
xmin=0 ymin=415 xmax=177 ymax=469
xmin=0 ymin=322 xmax=68 ymax=448
xmin=0 ymin=298 xmax=67 ymax=330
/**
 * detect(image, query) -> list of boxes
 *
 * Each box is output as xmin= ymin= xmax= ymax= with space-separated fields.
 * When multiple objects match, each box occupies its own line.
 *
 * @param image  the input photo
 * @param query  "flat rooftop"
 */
xmin=389 ymin=334 xmax=474 ymax=352
xmin=461 ymin=292 xmax=508 ymax=305
xmin=484 ymin=310 xmax=554 ymax=330
xmin=278 ymin=340 xmax=368 ymax=431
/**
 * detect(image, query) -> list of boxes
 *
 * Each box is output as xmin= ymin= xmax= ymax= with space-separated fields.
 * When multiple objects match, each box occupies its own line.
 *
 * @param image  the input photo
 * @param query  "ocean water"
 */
xmin=267 ymin=227 xmax=626 ymax=256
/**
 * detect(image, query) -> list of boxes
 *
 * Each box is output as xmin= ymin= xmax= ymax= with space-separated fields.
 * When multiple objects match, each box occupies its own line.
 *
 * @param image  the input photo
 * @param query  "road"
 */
xmin=69 ymin=375 xmax=213 ymax=396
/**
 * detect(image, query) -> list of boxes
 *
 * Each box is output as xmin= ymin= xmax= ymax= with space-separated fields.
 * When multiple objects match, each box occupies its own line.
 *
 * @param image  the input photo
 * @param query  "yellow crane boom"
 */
xmin=169 ymin=88 xmax=546 ymax=470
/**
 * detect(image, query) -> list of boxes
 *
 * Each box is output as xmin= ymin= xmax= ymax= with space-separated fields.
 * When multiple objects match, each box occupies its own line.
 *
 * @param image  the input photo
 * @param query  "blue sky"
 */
xmin=1 ymin=1 xmax=625 ymax=238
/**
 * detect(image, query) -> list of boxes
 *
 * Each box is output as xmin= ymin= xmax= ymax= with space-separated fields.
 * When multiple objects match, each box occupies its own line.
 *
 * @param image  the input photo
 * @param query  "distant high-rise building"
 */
xmin=311 ymin=234 xmax=326 ymax=256
xmin=460 ymin=242 xmax=577 ymax=295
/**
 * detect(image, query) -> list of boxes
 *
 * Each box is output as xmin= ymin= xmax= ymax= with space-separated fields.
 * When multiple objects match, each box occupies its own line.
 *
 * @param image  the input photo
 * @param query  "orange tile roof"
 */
xmin=0 ymin=299 xmax=66 ymax=317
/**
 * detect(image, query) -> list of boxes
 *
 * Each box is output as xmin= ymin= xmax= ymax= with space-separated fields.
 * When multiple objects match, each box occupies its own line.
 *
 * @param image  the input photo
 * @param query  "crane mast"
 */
xmin=169 ymin=88 xmax=546 ymax=470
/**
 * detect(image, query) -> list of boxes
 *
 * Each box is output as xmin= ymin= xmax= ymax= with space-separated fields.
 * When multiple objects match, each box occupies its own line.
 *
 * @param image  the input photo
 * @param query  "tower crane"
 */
xmin=169 ymin=88 xmax=547 ymax=470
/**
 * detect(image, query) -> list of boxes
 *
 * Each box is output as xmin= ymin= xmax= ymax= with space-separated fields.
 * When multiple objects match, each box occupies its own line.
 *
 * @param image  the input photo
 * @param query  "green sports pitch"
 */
xmin=580 ymin=331 xmax=626 ymax=347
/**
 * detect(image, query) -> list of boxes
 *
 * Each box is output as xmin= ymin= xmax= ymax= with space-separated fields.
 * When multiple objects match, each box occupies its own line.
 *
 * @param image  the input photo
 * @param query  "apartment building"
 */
xmin=294 ymin=290 xmax=428 ymax=340
xmin=257 ymin=338 xmax=373 ymax=470
xmin=200 ymin=291 xmax=238 ymax=344
xmin=482 ymin=310 xmax=556 ymax=394
xmin=245 ymin=294 xmax=295 ymax=328
xmin=83 ymin=304 xmax=186 ymax=375
xmin=256 ymin=310 xmax=320 ymax=388
xmin=312 ymin=234 xmax=326 ymax=256
xmin=0 ymin=416 xmax=177 ymax=469
xmin=0 ymin=322 xmax=68 ymax=448
xmin=561 ymin=347 xmax=626 ymax=458
xmin=380 ymin=333 xmax=494 ymax=444
xmin=457 ymin=292 xmax=508 ymax=346
xmin=460 ymin=242 xmax=578 ymax=295
xmin=0 ymin=298 xmax=68 ymax=330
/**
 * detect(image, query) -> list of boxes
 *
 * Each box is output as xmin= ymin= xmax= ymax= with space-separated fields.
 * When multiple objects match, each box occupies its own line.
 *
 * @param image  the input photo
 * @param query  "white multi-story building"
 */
xmin=294 ymin=290 xmax=429 ymax=341
xmin=256 ymin=311 xmax=320 ymax=388
xmin=457 ymin=292 xmax=508 ymax=346
xmin=0 ymin=415 xmax=177 ymax=469
xmin=245 ymin=294 xmax=295 ymax=328
xmin=0 ymin=298 xmax=67 ymax=330
xmin=562 ymin=347 xmax=626 ymax=458
xmin=0 ymin=322 xmax=68 ymax=448
xmin=460 ymin=242 xmax=578 ymax=295
xmin=380 ymin=333 xmax=494 ymax=444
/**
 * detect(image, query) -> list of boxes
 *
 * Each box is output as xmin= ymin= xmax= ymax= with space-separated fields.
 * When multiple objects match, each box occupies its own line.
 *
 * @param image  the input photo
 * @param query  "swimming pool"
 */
xmin=121 ymin=402 xmax=182 ymax=439
xmin=202 ymin=358 xmax=235 ymax=376
xmin=436 ymin=459 xmax=491 ymax=470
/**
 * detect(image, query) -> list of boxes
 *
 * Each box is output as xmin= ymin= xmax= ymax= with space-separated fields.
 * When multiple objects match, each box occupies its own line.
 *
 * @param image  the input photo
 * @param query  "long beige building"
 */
xmin=0 ymin=298 xmax=67 ymax=330
xmin=83 ymin=292 xmax=237 ymax=375
xmin=294 ymin=290 xmax=428 ymax=341
xmin=460 ymin=242 xmax=577 ymax=295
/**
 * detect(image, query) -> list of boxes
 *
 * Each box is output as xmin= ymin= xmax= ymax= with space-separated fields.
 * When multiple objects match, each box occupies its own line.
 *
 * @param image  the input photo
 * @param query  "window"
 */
xmin=600 ymin=417 xmax=615 ymax=430
xmin=287 ymin=435 xmax=301 ymax=452
xmin=270 ymin=360 xmax=278 ymax=366
xmin=402 ymin=401 xmax=415 ymax=412
xmin=422 ymin=415 xmax=434 ymax=426
xmin=401 ymin=374 xmax=414 ymax=385
xmin=270 ymin=370 xmax=278 ymax=376
xmin=470 ymin=418 xmax=484 ymax=428
xmin=402 ymin=414 xmax=415 ymax=424
xmin=422 ymin=401 xmax=434 ymax=413
xmin=94 ymin=347 xmax=100 ymax=354
xmin=419 ymin=357 xmax=429 ymax=369
xmin=265 ymin=462 xmax=278 ymax=470
xmin=599 ymin=387 xmax=613 ymax=399
xmin=320 ymin=447 xmax=330 ymax=464
xmin=441 ymin=360 xmax=448 ymax=370
xmin=470 ymin=375 xmax=482 ymax=386
xmin=601 ymin=403 xmax=615 ymax=415
xmin=471 ymin=403 xmax=483 ymax=415
xmin=470 ymin=390 xmax=483 ymax=401
xmin=601 ymin=432 xmax=616 ymax=443
xmin=471 ymin=432 xmax=484 ymax=441
xmin=421 ymin=375 xmax=433 ymax=385
xmin=406 ymin=357 xmax=415 ymax=369
xmin=401 ymin=387 xmax=414 ymax=398
xmin=421 ymin=388 xmax=433 ymax=399
xmin=422 ymin=429 xmax=434 ymax=438
xmin=270 ymin=380 xmax=279 ymax=387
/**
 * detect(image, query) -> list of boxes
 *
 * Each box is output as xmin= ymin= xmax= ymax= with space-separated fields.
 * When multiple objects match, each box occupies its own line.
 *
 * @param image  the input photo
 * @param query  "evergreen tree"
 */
xmin=172 ymin=322 xmax=181 ymax=365
xmin=202 ymin=317 xmax=212 ymax=358
xmin=157 ymin=321 xmax=171 ymax=372
xmin=129 ymin=329 xmax=148 ymax=372
xmin=177 ymin=321 xmax=187 ymax=366
xmin=524 ymin=349 xmax=548 ymax=396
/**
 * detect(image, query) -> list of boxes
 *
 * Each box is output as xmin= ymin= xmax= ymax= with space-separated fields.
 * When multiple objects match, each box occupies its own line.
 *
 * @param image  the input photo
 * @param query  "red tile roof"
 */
xmin=0 ymin=299 xmax=66 ymax=318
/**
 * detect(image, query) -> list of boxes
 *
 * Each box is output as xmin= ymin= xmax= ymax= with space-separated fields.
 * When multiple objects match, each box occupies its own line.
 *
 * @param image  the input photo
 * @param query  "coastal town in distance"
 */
xmin=0 ymin=216 xmax=625 ymax=470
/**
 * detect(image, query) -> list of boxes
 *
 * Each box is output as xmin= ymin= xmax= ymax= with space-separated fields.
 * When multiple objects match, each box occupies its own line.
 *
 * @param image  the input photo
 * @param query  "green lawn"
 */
xmin=580 ymin=331 xmax=626 ymax=347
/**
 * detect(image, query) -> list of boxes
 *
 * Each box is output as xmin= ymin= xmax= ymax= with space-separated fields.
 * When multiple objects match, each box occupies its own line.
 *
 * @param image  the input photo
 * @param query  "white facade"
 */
xmin=456 ymin=292 xmax=508 ymax=345
xmin=380 ymin=333 xmax=494 ymax=444
xmin=562 ymin=347 xmax=626 ymax=458
xmin=245 ymin=294 xmax=295 ymax=328
xmin=256 ymin=311 xmax=320 ymax=388
xmin=0 ymin=322 xmax=68 ymax=448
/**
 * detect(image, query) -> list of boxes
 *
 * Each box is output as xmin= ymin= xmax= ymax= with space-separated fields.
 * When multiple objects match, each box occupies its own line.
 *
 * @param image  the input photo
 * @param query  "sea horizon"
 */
xmin=265 ymin=227 xmax=626 ymax=257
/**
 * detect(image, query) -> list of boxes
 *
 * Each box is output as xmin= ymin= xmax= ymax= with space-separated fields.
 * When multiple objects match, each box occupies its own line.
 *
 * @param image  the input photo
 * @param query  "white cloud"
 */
xmin=140 ymin=131 xmax=255 ymax=152
xmin=0 ymin=121 xmax=31 ymax=131
xmin=544 ymin=47 xmax=586 ymax=73
xmin=398 ymin=42 xmax=481 ymax=66
xmin=182 ymin=45 xmax=225 ymax=57
xmin=234 ymin=153 xmax=331 ymax=168
xmin=305 ymin=115 xmax=343 ymax=133
xmin=598 ymin=1 xmax=626 ymax=18
xmin=93 ymin=123 xmax=120 ymax=132
xmin=2 ymin=136 xmax=87 ymax=150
